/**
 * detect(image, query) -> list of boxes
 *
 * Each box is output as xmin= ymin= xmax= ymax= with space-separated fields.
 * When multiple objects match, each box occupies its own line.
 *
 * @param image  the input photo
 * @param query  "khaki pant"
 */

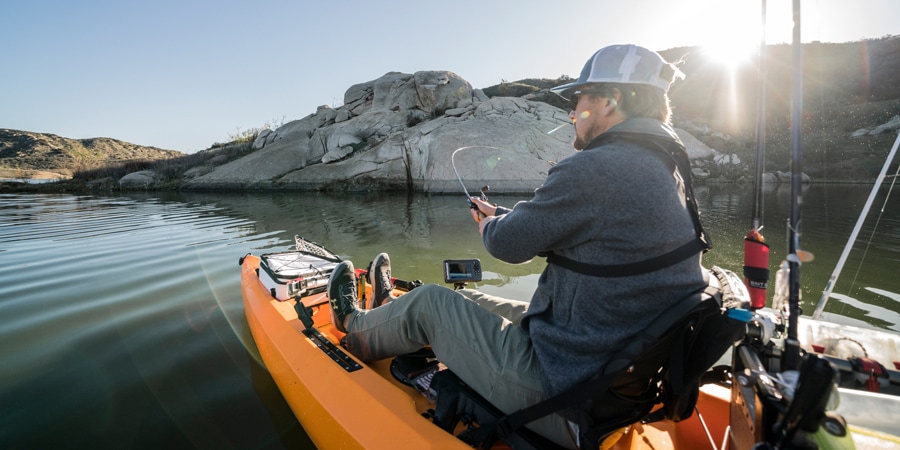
xmin=341 ymin=284 xmax=578 ymax=448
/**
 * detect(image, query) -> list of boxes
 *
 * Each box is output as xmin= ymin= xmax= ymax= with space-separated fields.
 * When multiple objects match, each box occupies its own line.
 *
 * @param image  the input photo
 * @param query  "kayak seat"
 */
xmin=426 ymin=266 xmax=748 ymax=449
xmin=427 ymin=369 xmax=567 ymax=449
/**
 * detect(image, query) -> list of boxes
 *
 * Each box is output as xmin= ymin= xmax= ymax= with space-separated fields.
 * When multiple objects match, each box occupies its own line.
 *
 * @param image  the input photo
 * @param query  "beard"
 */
xmin=572 ymin=120 xmax=601 ymax=151
xmin=573 ymin=135 xmax=588 ymax=151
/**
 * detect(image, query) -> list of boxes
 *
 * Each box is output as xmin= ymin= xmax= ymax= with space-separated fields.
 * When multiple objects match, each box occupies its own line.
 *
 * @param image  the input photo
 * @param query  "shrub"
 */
xmin=223 ymin=116 xmax=287 ymax=146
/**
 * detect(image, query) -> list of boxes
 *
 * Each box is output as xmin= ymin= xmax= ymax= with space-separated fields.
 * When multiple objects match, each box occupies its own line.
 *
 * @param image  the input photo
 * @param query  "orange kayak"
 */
xmin=240 ymin=254 xmax=734 ymax=449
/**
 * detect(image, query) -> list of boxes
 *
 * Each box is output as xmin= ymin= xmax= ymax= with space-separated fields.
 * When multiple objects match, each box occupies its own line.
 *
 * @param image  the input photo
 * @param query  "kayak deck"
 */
xmin=241 ymin=254 xmax=734 ymax=449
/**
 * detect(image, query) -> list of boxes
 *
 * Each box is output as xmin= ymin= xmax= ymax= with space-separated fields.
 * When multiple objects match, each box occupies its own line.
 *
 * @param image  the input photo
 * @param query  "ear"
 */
xmin=608 ymin=88 xmax=622 ymax=107
xmin=601 ymin=88 xmax=623 ymax=116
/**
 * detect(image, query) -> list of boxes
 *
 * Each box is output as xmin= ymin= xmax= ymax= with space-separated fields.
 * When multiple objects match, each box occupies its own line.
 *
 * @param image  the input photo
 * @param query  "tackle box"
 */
xmin=259 ymin=251 xmax=340 ymax=301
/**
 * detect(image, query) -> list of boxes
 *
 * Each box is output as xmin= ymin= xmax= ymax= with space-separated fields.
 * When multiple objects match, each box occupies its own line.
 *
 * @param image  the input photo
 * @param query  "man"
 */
xmin=327 ymin=44 xmax=708 ymax=448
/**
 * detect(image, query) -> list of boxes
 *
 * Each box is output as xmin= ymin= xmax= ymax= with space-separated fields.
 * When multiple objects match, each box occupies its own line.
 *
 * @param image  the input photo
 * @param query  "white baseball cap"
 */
xmin=551 ymin=44 xmax=684 ymax=100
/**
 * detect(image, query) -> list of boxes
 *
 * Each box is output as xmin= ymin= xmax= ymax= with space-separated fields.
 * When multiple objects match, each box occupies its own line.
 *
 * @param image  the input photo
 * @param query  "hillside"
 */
xmin=663 ymin=37 xmax=900 ymax=180
xmin=0 ymin=129 xmax=182 ymax=180
xmin=485 ymin=37 xmax=900 ymax=181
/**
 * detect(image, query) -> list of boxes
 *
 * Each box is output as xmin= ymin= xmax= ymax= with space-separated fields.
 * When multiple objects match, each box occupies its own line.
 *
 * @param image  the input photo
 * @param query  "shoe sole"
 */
xmin=328 ymin=261 xmax=355 ymax=333
xmin=369 ymin=253 xmax=392 ymax=309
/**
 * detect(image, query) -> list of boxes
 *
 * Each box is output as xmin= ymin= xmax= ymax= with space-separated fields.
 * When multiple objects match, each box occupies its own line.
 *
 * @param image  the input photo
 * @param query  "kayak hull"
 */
xmin=241 ymin=254 xmax=735 ymax=449
xmin=242 ymin=254 xmax=470 ymax=449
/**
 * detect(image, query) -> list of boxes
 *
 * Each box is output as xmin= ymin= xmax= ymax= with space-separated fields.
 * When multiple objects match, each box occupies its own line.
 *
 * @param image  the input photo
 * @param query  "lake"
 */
xmin=1 ymin=184 xmax=898 ymax=448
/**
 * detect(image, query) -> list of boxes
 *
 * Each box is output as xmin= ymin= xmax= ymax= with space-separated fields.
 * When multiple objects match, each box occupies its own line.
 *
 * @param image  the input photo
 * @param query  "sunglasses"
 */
xmin=564 ymin=90 xmax=603 ymax=111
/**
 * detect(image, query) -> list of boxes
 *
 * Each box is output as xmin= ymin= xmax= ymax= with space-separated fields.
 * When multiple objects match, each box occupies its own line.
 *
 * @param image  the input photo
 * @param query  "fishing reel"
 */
xmin=467 ymin=186 xmax=493 ymax=223
xmin=468 ymin=185 xmax=490 ymax=210
xmin=746 ymin=310 xmax=780 ymax=345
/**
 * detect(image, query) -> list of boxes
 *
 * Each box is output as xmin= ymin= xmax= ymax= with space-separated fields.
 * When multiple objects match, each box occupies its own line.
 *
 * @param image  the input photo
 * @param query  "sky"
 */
xmin=2 ymin=0 xmax=898 ymax=153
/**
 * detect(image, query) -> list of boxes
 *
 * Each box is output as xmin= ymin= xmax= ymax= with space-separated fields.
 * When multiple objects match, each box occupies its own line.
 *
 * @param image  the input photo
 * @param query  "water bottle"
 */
xmin=772 ymin=260 xmax=790 ymax=316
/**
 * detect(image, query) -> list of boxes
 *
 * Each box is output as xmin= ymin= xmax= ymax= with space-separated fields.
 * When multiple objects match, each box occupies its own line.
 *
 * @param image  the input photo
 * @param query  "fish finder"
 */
xmin=443 ymin=259 xmax=482 ymax=284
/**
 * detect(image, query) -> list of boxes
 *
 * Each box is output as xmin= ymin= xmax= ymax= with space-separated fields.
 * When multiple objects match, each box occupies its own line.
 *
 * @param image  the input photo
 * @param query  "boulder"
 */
xmin=119 ymin=170 xmax=157 ymax=188
xmin=714 ymin=153 xmax=741 ymax=165
xmin=775 ymin=170 xmax=811 ymax=183
xmin=252 ymin=129 xmax=273 ymax=150
xmin=676 ymin=129 xmax=716 ymax=160
xmin=207 ymin=154 xmax=228 ymax=165
xmin=183 ymin=166 xmax=210 ymax=179
xmin=849 ymin=116 xmax=900 ymax=138
xmin=870 ymin=115 xmax=900 ymax=135
xmin=851 ymin=128 xmax=870 ymax=138
xmin=183 ymin=70 xmax=719 ymax=192
xmin=691 ymin=168 xmax=710 ymax=179
xmin=761 ymin=172 xmax=778 ymax=184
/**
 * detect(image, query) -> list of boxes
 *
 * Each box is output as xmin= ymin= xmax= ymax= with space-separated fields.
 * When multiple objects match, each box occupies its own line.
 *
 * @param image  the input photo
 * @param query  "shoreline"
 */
xmin=0 ymin=177 xmax=884 ymax=196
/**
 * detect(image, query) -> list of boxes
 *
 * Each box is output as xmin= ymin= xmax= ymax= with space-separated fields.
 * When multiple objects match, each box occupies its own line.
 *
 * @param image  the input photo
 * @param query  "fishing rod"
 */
xmin=732 ymin=4 xmax=860 ymax=448
xmin=753 ymin=0 xmax=767 ymax=228
xmin=744 ymin=0 xmax=771 ymax=312
xmin=784 ymin=0 xmax=804 ymax=372
xmin=450 ymin=146 xmax=496 ymax=217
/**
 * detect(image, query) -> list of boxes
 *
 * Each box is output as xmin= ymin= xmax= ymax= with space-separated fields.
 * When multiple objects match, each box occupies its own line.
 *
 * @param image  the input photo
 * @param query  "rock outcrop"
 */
xmin=180 ymin=70 xmax=744 ymax=192
xmin=852 ymin=115 xmax=900 ymax=137
xmin=183 ymin=71 xmax=578 ymax=193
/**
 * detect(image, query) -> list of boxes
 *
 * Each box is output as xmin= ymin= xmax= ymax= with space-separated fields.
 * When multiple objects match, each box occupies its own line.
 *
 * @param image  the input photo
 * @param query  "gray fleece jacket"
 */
xmin=481 ymin=118 xmax=708 ymax=397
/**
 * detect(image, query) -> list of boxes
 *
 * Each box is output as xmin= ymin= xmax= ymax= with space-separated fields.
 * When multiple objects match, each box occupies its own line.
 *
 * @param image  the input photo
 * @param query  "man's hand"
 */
xmin=469 ymin=197 xmax=496 ymax=219
xmin=469 ymin=197 xmax=497 ymax=234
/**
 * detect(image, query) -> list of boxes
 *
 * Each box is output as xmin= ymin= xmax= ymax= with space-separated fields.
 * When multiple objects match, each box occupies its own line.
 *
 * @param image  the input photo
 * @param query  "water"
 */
xmin=1 ymin=185 xmax=898 ymax=449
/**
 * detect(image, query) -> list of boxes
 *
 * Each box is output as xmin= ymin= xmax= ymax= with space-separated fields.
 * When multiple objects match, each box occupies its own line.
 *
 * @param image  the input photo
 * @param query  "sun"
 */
xmin=702 ymin=39 xmax=757 ymax=74
xmin=695 ymin=2 xmax=763 ymax=73
xmin=683 ymin=0 xmax=769 ymax=128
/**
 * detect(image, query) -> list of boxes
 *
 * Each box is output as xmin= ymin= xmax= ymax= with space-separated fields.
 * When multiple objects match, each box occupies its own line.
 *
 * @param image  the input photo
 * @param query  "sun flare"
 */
xmin=702 ymin=39 xmax=757 ymax=73
xmin=695 ymin=2 xmax=764 ymax=73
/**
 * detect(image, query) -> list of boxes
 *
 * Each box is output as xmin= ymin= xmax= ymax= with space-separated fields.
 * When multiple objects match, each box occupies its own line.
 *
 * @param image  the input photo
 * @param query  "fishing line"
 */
xmin=845 ymin=161 xmax=900 ymax=299
xmin=813 ymin=132 xmax=900 ymax=318
xmin=450 ymin=146 xmax=499 ymax=207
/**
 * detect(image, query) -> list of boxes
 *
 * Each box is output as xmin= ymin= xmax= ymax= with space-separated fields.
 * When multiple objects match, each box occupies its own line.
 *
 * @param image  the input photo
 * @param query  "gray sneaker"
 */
xmin=328 ymin=261 xmax=358 ymax=333
xmin=369 ymin=252 xmax=395 ymax=308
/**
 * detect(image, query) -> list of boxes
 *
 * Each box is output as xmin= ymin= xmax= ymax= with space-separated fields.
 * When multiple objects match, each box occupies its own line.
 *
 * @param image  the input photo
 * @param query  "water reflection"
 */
xmin=173 ymin=191 xmax=548 ymax=300
xmin=0 ymin=194 xmax=311 ymax=449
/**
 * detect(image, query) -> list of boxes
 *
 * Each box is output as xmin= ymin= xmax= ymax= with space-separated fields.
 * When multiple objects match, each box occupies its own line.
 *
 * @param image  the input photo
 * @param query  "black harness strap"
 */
xmin=547 ymin=238 xmax=708 ymax=278
xmin=546 ymin=131 xmax=711 ymax=278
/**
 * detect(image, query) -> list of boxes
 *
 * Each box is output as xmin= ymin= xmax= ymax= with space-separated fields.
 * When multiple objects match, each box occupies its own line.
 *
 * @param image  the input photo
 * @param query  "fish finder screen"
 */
xmin=447 ymin=262 xmax=469 ymax=277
